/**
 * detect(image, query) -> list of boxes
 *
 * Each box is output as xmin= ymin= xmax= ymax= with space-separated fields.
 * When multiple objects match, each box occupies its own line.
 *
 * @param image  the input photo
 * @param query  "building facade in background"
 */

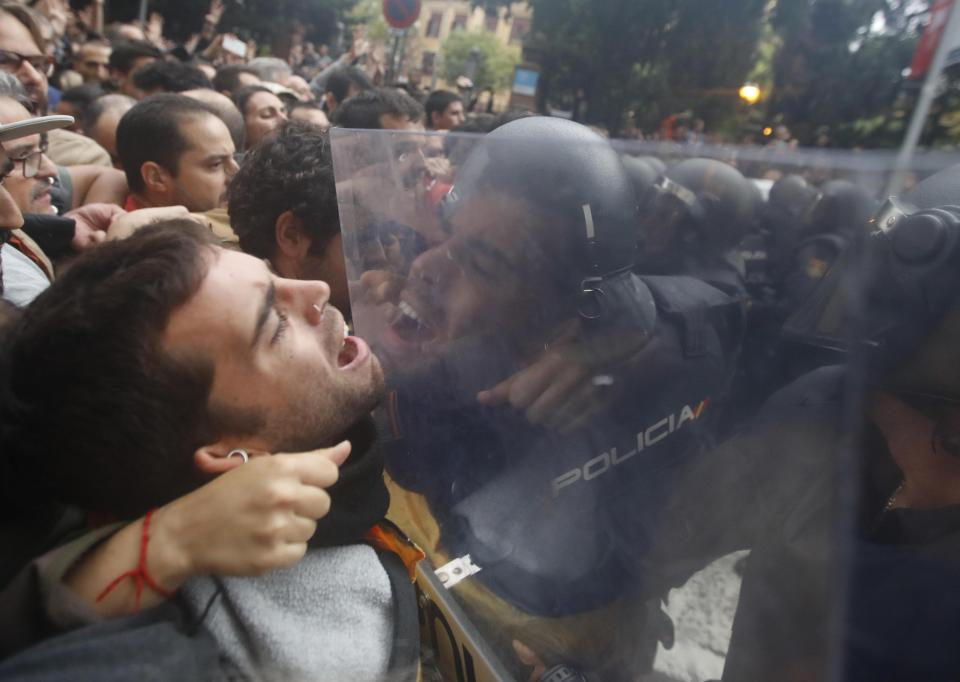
xmin=415 ymin=0 xmax=531 ymax=85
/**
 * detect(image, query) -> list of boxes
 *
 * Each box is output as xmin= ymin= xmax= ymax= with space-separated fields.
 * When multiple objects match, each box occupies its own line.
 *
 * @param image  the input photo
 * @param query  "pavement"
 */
xmin=647 ymin=551 xmax=748 ymax=682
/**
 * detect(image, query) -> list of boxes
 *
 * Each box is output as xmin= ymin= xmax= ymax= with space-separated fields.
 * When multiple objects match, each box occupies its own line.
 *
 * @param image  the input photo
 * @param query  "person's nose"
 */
xmin=225 ymin=155 xmax=240 ymax=179
xmin=281 ymin=278 xmax=331 ymax=325
xmin=37 ymin=153 xmax=57 ymax=178
xmin=17 ymin=60 xmax=44 ymax=93
xmin=409 ymin=244 xmax=455 ymax=287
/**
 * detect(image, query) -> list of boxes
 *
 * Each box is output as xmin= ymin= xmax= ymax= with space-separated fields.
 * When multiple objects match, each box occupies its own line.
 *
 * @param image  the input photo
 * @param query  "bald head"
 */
xmin=84 ymin=94 xmax=135 ymax=168
xmin=182 ymin=88 xmax=245 ymax=152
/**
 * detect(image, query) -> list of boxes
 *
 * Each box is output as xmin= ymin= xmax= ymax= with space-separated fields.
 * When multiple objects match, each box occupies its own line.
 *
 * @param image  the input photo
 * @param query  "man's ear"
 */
xmin=194 ymin=442 xmax=255 ymax=475
xmin=275 ymin=210 xmax=312 ymax=261
xmin=141 ymin=161 xmax=171 ymax=196
xmin=324 ymin=92 xmax=336 ymax=113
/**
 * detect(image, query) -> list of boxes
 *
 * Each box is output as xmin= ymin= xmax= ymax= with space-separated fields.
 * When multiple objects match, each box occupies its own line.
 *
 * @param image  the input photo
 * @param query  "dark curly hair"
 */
xmin=227 ymin=120 xmax=340 ymax=261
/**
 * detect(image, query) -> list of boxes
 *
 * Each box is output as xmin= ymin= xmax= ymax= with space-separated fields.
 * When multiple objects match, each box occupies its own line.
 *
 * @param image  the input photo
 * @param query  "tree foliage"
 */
xmin=521 ymin=0 xmax=767 ymax=135
xmin=765 ymin=0 xmax=927 ymax=146
xmin=106 ymin=0 xmax=359 ymax=46
xmin=441 ymin=29 xmax=520 ymax=91
xmin=487 ymin=0 xmax=928 ymax=145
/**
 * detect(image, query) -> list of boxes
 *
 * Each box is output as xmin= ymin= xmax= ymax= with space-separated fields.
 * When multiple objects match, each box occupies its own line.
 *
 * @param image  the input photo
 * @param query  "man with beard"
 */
xmin=341 ymin=116 xmax=742 ymax=681
xmin=0 ymin=222 xmax=419 ymax=681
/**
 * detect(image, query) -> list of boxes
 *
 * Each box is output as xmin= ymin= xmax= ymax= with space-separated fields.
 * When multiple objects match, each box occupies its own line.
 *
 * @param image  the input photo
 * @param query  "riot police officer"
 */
xmin=650 ymin=163 xmax=960 ymax=681
xmin=349 ymin=117 xmax=745 ymax=680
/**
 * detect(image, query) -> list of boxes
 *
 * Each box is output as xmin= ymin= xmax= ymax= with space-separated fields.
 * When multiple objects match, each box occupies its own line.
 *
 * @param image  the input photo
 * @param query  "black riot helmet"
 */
xmin=620 ymin=154 xmax=660 ymax=201
xmin=441 ymin=116 xmax=653 ymax=328
xmin=635 ymin=155 xmax=667 ymax=176
xmin=769 ymin=174 xmax=822 ymax=225
xmin=444 ymin=116 xmax=639 ymax=275
xmin=784 ymin=164 xmax=960 ymax=402
xmin=762 ymin=174 xmax=822 ymax=271
xmin=804 ymin=179 xmax=878 ymax=242
xmin=637 ymin=157 xmax=761 ymax=272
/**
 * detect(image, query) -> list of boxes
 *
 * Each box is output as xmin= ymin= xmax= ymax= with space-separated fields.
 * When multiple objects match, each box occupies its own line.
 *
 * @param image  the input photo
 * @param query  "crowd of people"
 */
xmin=0 ymin=1 xmax=956 ymax=682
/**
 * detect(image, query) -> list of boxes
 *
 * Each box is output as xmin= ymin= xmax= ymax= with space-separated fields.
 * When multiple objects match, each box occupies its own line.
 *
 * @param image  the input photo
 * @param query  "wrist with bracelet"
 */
xmin=96 ymin=508 xmax=174 ymax=610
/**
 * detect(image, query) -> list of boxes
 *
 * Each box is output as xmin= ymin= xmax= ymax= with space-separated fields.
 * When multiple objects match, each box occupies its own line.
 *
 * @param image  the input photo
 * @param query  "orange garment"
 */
xmin=364 ymin=521 xmax=424 ymax=581
xmin=6 ymin=230 xmax=53 ymax=281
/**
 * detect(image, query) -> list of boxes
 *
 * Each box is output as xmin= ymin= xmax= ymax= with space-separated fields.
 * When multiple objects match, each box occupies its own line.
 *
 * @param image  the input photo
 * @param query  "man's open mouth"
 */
xmin=336 ymin=323 xmax=370 ymax=370
xmin=389 ymin=299 xmax=437 ymax=344
xmin=338 ymin=333 xmax=358 ymax=366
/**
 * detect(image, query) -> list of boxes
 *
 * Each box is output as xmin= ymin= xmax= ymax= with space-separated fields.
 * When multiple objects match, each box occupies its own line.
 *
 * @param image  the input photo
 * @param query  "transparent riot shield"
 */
xmin=330 ymin=121 xmax=958 ymax=682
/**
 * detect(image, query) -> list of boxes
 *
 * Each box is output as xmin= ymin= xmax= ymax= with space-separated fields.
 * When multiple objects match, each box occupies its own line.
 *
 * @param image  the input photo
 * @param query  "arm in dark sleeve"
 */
xmin=19 ymin=214 xmax=77 ymax=263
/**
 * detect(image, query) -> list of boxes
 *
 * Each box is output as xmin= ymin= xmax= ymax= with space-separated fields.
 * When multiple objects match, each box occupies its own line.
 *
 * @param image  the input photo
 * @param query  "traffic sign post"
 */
xmin=382 ymin=0 xmax=421 ymax=30
xmin=382 ymin=0 xmax=420 ymax=84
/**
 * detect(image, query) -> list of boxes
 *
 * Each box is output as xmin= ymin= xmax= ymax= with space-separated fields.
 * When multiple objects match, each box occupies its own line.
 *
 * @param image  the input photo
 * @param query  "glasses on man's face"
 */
xmin=0 ymin=49 xmax=54 ymax=78
xmin=6 ymin=140 xmax=49 ymax=181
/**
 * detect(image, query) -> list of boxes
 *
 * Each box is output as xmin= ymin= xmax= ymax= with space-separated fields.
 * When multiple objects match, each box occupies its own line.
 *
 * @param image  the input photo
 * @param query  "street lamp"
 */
xmin=739 ymin=83 xmax=761 ymax=105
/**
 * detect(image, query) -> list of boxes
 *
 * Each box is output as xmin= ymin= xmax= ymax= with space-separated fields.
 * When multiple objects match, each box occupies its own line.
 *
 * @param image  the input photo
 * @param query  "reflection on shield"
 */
xmin=331 ymin=123 xmax=957 ymax=682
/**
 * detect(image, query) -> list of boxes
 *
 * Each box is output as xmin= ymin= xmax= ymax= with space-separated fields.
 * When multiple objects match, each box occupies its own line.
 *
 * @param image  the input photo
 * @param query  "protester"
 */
xmin=333 ymin=87 xmax=424 ymax=130
xmin=288 ymin=100 xmax=329 ymax=129
xmin=0 ymin=4 xmax=110 ymax=166
xmin=424 ymin=89 xmax=464 ymax=131
xmin=0 ymin=100 xmax=59 ymax=216
xmin=211 ymin=63 xmax=260 ymax=96
xmin=71 ymin=40 xmax=110 ymax=84
xmin=232 ymin=84 xmax=287 ymax=150
xmin=103 ymin=22 xmax=146 ymax=45
xmin=131 ymin=60 xmax=212 ymax=97
xmin=0 ymin=110 xmax=73 ymax=306
xmin=106 ymin=40 xmax=162 ymax=98
xmin=81 ymin=93 xmax=134 ymax=168
xmin=0 ymin=2 xmax=53 ymax=112
xmin=0 ymin=222 xmax=420 ymax=682
xmin=228 ymin=121 xmax=346 ymax=311
xmin=321 ymin=65 xmax=373 ymax=115
xmin=53 ymin=82 xmax=103 ymax=128
xmin=182 ymin=88 xmax=245 ymax=153
xmin=0 ymin=77 xmax=126 ymax=210
xmin=116 ymin=94 xmax=237 ymax=213
xmin=246 ymin=55 xmax=291 ymax=84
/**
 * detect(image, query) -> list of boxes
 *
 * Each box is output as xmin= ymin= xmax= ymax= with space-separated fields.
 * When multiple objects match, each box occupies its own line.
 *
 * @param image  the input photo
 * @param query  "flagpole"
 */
xmin=886 ymin=0 xmax=960 ymax=196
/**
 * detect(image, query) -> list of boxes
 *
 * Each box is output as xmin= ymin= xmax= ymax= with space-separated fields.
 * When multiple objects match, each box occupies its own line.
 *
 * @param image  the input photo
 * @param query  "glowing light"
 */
xmin=739 ymin=84 xmax=761 ymax=105
xmin=763 ymin=127 xmax=773 ymax=136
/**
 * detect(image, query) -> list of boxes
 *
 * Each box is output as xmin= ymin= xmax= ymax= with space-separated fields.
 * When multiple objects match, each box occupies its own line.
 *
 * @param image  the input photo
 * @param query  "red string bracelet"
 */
xmin=96 ymin=508 xmax=173 ymax=611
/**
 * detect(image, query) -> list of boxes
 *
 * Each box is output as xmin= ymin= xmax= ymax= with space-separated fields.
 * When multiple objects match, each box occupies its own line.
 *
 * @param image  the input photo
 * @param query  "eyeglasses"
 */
xmin=4 ymin=140 xmax=49 ymax=181
xmin=0 ymin=49 xmax=55 ymax=78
